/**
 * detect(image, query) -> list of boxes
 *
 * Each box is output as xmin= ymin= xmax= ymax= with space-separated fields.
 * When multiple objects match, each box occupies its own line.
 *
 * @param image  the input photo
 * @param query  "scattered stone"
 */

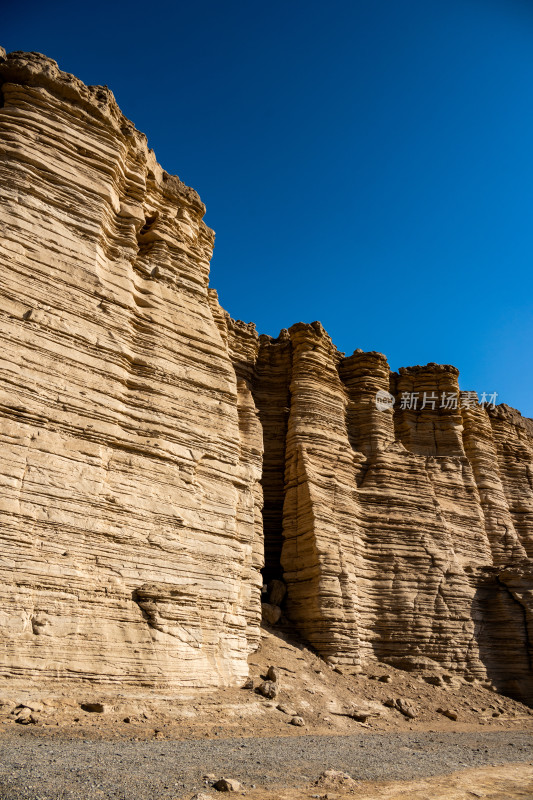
xmin=437 ymin=707 xmax=458 ymax=721
xmin=396 ymin=698 xmax=419 ymax=719
xmin=242 ymin=677 xmax=254 ymax=690
xmin=378 ymin=674 xmax=392 ymax=683
xmin=277 ymin=704 xmax=297 ymax=716
xmin=290 ymin=716 xmax=304 ymax=726
xmin=315 ymin=770 xmax=357 ymax=790
xmin=266 ymin=665 xmax=280 ymax=683
xmin=15 ymin=708 xmax=38 ymax=725
xmin=257 ymin=680 xmax=278 ymax=699
xmin=191 ymin=794 xmax=212 ymax=800
xmin=261 ymin=603 xmax=281 ymax=626
xmin=15 ymin=708 xmax=39 ymax=725
xmin=384 ymin=698 xmax=419 ymax=719
xmin=333 ymin=666 xmax=344 ymax=675
xmin=80 ymin=702 xmax=106 ymax=713
xmin=213 ymin=777 xmax=241 ymax=792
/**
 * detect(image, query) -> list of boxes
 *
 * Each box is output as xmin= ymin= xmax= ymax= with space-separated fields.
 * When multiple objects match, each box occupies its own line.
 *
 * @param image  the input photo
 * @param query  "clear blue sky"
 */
xmin=3 ymin=0 xmax=532 ymax=415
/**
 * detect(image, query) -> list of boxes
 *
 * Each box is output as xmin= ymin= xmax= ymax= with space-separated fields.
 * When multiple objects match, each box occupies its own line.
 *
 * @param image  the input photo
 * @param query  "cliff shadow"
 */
xmin=250 ymin=342 xmax=292 ymax=586
xmin=471 ymin=573 xmax=533 ymax=706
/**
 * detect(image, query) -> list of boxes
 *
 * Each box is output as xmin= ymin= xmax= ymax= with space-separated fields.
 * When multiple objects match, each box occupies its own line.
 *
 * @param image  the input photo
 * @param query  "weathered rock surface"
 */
xmin=0 ymin=48 xmax=532 ymax=704
xmin=250 ymin=327 xmax=533 ymax=704
xmin=0 ymin=49 xmax=262 ymax=691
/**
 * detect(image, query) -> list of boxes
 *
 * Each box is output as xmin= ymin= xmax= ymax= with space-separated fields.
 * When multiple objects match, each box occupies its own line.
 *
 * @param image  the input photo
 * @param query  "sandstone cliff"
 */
xmin=0 ymin=48 xmax=531 ymax=704
xmin=250 ymin=327 xmax=533 ymax=704
xmin=0 ymin=48 xmax=262 ymax=690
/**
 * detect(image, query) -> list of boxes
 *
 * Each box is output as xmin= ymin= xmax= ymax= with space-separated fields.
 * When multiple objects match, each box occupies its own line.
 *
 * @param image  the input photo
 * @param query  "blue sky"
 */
xmin=3 ymin=0 xmax=532 ymax=415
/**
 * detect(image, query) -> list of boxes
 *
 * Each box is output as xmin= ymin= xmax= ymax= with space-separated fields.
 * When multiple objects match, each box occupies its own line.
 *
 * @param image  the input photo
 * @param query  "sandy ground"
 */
xmin=259 ymin=763 xmax=533 ymax=800
xmin=0 ymin=625 xmax=531 ymax=799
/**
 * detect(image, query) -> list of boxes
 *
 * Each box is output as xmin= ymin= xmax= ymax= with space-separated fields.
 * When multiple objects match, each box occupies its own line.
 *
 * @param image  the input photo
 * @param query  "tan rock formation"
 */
xmin=252 ymin=326 xmax=533 ymax=704
xmin=0 ymin=49 xmax=262 ymax=690
xmin=0 ymin=48 xmax=531 ymax=704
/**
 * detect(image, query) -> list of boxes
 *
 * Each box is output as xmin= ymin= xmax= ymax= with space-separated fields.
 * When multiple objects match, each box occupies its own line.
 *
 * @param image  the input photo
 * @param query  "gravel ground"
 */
xmin=0 ymin=731 xmax=531 ymax=799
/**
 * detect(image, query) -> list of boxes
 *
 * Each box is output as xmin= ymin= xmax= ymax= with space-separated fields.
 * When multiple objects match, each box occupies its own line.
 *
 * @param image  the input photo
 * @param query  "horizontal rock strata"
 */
xmin=249 ymin=326 xmax=533 ymax=704
xmin=0 ymin=48 xmax=531 ymax=703
xmin=0 ymin=49 xmax=262 ymax=690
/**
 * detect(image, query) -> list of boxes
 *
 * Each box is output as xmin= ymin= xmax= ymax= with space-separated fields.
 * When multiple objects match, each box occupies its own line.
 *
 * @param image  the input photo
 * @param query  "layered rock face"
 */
xmin=0 ymin=48 xmax=531 ymax=702
xmin=251 ymin=326 xmax=533 ymax=704
xmin=0 ymin=49 xmax=262 ymax=690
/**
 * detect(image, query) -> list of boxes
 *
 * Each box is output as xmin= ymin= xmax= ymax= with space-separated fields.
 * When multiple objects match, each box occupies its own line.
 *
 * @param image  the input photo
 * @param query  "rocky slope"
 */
xmin=0 ymin=48 xmax=531 ymax=703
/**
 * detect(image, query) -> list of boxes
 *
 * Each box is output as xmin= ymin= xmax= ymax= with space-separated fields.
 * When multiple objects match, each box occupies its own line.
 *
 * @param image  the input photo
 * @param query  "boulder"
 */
xmin=437 ymin=707 xmax=458 ymax=721
xmin=213 ymin=778 xmax=241 ymax=792
xmin=257 ymin=681 xmax=278 ymax=699
xmin=266 ymin=666 xmax=281 ymax=683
